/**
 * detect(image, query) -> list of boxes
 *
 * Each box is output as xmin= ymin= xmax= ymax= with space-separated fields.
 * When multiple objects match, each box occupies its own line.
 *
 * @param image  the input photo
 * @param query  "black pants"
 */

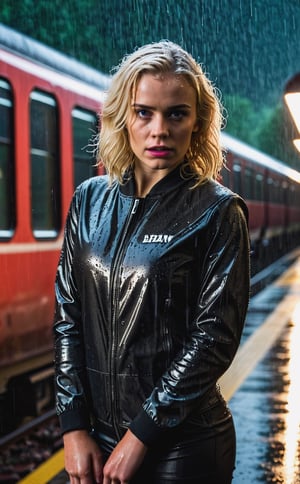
xmin=93 ymin=403 xmax=236 ymax=484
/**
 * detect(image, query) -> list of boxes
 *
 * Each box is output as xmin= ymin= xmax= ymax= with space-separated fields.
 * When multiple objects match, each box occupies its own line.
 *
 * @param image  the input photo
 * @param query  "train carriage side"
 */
xmin=0 ymin=26 xmax=109 ymax=432
xmin=1 ymin=23 xmax=300 ymax=434
xmin=221 ymin=132 xmax=300 ymax=269
xmin=221 ymin=137 xmax=267 ymax=246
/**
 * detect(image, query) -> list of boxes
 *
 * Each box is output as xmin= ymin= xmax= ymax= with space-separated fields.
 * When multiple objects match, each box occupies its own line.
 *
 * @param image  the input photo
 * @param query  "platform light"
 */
xmin=284 ymin=73 xmax=300 ymax=147
xmin=293 ymin=139 xmax=300 ymax=152
xmin=285 ymin=92 xmax=300 ymax=133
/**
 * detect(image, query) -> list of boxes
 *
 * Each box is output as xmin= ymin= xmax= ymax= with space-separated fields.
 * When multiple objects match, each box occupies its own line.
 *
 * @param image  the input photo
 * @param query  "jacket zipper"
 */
xmin=109 ymin=197 xmax=140 ymax=439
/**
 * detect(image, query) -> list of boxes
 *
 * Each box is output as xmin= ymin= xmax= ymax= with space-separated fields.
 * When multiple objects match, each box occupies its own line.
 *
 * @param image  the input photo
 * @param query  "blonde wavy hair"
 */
xmin=97 ymin=40 xmax=225 ymax=186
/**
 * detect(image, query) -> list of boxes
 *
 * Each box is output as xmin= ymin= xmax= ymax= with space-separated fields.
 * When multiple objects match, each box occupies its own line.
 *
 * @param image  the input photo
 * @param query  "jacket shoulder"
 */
xmin=199 ymin=179 xmax=246 ymax=205
xmin=72 ymin=174 xmax=112 ymax=202
xmin=196 ymin=179 xmax=248 ymax=221
xmin=202 ymin=179 xmax=235 ymax=199
xmin=76 ymin=174 xmax=110 ymax=193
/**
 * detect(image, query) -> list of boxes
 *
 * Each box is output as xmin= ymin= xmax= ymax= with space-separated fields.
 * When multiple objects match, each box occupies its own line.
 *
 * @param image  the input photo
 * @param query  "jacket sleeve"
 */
xmin=130 ymin=196 xmax=250 ymax=445
xmin=53 ymin=186 xmax=91 ymax=434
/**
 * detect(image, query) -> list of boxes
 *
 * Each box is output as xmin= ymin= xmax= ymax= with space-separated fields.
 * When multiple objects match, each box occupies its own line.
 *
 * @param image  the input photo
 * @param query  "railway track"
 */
xmin=0 ymin=410 xmax=62 ymax=483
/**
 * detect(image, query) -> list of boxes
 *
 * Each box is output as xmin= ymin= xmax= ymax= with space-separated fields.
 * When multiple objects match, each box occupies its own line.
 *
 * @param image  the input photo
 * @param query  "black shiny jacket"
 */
xmin=54 ymin=165 xmax=250 ymax=446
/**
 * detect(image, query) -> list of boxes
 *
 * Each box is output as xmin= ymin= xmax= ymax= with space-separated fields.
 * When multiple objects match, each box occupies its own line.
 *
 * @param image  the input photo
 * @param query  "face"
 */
xmin=126 ymin=72 xmax=199 ymax=176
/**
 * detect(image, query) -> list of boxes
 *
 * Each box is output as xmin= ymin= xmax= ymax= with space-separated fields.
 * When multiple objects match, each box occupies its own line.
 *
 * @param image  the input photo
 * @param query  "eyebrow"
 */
xmin=132 ymin=103 xmax=192 ymax=109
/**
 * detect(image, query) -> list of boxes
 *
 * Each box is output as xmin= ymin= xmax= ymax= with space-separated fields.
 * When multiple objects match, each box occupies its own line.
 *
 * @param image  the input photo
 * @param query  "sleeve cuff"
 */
xmin=129 ymin=408 xmax=166 ymax=446
xmin=58 ymin=407 xmax=91 ymax=435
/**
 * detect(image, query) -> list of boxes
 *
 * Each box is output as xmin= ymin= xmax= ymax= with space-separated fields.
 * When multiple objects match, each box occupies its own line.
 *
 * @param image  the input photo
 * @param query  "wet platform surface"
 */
xmin=231 ymin=325 xmax=300 ymax=483
xmin=230 ymin=257 xmax=300 ymax=483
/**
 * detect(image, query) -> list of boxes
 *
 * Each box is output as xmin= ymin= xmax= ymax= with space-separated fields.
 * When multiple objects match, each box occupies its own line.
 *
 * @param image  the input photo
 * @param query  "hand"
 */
xmin=103 ymin=429 xmax=148 ymax=484
xmin=63 ymin=429 xmax=104 ymax=484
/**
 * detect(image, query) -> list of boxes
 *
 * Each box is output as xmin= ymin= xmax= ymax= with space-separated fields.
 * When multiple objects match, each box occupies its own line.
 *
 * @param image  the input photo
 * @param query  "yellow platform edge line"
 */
xmin=219 ymin=293 xmax=299 ymax=401
xmin=219 ymin=256 xmax=300 ymax=400
xmin=18 ymin=448 xmax=65 ymax=484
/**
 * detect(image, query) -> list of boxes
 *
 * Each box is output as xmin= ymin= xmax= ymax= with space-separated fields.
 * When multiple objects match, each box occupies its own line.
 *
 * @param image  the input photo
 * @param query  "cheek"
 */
xmin=126 ymin=117 xmax=138 ymax=139
xmin=127 ymin=121 xmax=145 ymax=142
xmin=127 ymin=128 xmax=138 ymax=149
xmin=180 ymin=126 xmax=197 ymax=143
xmin=127 ymin=126 xmax=144 ymax=155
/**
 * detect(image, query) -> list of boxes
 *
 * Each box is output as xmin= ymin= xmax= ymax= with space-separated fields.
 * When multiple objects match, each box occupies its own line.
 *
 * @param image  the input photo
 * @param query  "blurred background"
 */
xmin=1 ymin=0 xmax=300 ymax=168
xmin=1 ymin=4 xmax=300 ymax=481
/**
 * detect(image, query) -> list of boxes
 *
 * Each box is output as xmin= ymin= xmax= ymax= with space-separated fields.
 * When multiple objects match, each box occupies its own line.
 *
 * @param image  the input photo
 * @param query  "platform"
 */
xmin=229 ymin=255 xmax=300 ymax=483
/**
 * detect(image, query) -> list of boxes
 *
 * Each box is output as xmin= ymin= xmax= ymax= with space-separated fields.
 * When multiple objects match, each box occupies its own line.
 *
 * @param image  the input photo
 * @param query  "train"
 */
xmin=1 ymin=23 xmax=300 ymax=434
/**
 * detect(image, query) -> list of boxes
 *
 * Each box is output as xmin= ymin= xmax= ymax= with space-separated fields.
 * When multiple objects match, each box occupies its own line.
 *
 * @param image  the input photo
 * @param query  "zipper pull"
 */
xmin=131 ymin=199 xmax=139 ymax=214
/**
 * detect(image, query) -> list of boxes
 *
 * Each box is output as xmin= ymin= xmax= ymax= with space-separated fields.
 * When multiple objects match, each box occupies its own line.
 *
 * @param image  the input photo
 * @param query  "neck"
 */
xmin=133 ymin=166 xmax=174 ymax=198
xmin=133 ymin=173 xmax=163 ymax=198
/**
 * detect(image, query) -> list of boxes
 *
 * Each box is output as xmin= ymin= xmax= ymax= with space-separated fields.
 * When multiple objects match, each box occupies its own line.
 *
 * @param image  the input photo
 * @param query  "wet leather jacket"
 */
xmin=54 ymin=165 xmax=250 ymax=446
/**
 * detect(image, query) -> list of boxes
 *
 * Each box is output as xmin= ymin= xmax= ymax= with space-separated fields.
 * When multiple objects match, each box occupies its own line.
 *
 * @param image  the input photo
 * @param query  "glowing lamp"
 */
xmin=284 ymin=73 xmax=300 ymax=134
xmin=293 ymin=139 xmax=300 ymax=152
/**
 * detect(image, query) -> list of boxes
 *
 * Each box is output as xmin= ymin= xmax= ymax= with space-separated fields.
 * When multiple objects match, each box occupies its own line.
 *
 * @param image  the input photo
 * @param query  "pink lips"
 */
xmin=147 ymin=146 xmax=172 ymax=157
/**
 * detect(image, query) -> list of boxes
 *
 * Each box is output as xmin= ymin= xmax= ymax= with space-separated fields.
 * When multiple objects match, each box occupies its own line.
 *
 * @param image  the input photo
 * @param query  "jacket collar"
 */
xmin=120 ymin=163 xmax=195 ymax=198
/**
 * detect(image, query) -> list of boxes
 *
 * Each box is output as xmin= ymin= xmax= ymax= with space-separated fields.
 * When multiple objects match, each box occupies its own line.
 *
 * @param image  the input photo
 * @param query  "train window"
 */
xmin=267 ymin=177 xmax=281 ymax=204
xmin=289 ymin=182 xmax=300 ymax=207
xmin=288 ymin=184 xmax=295 ymax=206
xmin=273 ymin=179 xmax=280 ymax=203
xmin=233 ymin=162 xmax=242 ymax=195
xmin=219 ymin=165 xmax=230 ymax=188
xmin=295 ymin=184 xmax=300 ymax=207
xmin=245 ymin=168 xmax=253 ymax=200
xmin=30 ymin=91 xmax=60 ymax=238
xmin=280 ymin=181 xmax=287 ymax=205
xmin=267 ymin=177 xmax=273 ymax=203
xmin=0 ymin=79 xmax=15 ymax=239
xmin=254 ymin=174 xmax=264 ymax=201
xmin=72 ymin=108 xmax=98 ymax=188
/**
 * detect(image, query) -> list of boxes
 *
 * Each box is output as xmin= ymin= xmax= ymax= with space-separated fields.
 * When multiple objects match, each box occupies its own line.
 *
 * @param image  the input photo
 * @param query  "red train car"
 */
xmin=1 ymin=24 xmax=300 ymax=432
xmin=0 ymin=24 xmax=110 ymax=431
xmin=220 ymin=133 xmax=300 ymax=268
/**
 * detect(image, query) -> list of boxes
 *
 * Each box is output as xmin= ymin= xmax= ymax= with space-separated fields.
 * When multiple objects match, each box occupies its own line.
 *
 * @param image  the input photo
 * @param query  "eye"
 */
xmin=168 ymin=110 xmax=188 ymax=120
xmin=136 ymin=108 xmax=151 ymax=119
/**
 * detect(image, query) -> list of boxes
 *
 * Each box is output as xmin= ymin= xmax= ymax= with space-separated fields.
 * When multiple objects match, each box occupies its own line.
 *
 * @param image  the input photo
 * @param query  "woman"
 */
xmin=54 ymin=40 xmax=250 ymax=484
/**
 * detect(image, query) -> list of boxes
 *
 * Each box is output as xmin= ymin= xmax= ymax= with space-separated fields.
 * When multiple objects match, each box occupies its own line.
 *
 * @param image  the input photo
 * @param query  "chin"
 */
xmin=149 ymin=160 xmax=179 ymax=171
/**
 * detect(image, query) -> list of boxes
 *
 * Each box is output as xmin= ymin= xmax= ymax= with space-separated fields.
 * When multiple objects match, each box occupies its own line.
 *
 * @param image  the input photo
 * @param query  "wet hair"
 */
xmin=97 ymin=40 xmax=225 ymax=186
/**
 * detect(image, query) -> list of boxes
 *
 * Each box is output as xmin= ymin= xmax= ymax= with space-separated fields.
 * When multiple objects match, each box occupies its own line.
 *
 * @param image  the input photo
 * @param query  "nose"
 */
xmin=151 ymin=114 xmax=169 ymax=138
